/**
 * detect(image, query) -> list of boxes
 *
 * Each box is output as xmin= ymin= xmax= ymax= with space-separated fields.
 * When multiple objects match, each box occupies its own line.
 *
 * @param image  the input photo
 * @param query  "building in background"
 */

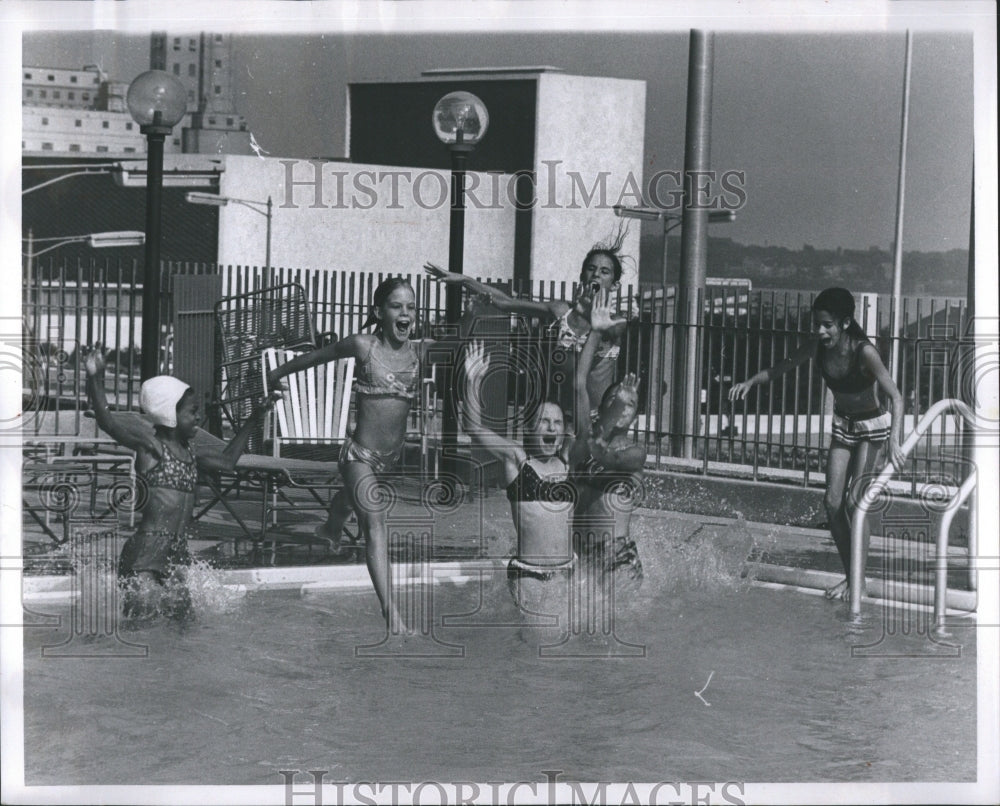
xmin=348 ymin=68 xmax=645 ymax=286
xmin=22 ymin=31 xmax=251 ymax=157
xmin=149 ymin=31 xmax=251 ymax=155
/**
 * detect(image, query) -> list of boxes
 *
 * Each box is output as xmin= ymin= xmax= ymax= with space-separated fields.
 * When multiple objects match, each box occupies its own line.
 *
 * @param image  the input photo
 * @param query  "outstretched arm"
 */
xmin=461 ymin=341 xmax=524 ymax=480
xmin=728 ymin=338 xmax=815 ymax=401
xmin=266 ymin=335 xmax=361 ymax=391
xmin=860 ymin=344 xmax=906 ymax=470
xmin=424 ymin=262 xmax=558 ymax=319
xmin=84 ymin=350 xmax=162 ymax=457
xmin=197 ymin=392 xmax=281 ymax=473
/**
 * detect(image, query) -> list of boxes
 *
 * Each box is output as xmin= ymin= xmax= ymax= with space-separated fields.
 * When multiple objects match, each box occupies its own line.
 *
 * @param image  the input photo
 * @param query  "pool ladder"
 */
xmin=849 ymin=398 xmax=978 ymax=633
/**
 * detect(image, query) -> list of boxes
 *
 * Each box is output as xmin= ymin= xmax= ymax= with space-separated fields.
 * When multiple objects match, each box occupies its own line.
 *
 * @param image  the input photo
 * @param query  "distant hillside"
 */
xmin=637 ymin=233 xmax=971 ymax=298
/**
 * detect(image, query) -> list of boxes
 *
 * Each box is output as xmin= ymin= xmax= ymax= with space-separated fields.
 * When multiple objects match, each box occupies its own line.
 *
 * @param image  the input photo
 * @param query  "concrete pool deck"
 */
xmin=21 ymin=477 xmax=978 ymax=615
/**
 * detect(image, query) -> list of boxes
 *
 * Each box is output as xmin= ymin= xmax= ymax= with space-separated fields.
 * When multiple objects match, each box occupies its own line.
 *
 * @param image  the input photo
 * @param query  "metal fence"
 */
xmin=22 ymin=260 xmax=971 ymax=493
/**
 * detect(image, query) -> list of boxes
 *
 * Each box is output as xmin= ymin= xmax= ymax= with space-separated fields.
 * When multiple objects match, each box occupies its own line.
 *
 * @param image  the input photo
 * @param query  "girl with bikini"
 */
xmin=85 ymin=351 xmax=274 ymax=621
xmin=265 ymin=277 xmax=428 ymax=633
xmin=728 ymin=287 xmax=905 ymax=600
xmin=424 ymin=229 xmax=633 ymax=424
xmin=461 ymin=342 xmax=575 ymax=622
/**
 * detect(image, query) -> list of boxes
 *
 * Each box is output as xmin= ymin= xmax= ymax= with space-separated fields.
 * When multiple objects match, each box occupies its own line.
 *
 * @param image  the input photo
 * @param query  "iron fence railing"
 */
xmin=22 ymin=260 xmax=971 ymax=493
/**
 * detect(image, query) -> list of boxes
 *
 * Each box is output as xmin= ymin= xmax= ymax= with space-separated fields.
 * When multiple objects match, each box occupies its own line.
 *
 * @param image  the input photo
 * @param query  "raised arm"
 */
xmin=568 ymin=295 xmax=615 ymax=465
xmin=461 ymin=341 xmax=524 ymax=478
xmin=859 ymin=343 xmax=905 ymax=469
xmin=84 ymin=350 xmax=162 ymax=457
xmin=424 ymin=262 xmax=559 ymax=319
xmin=728 ymin=338 xmax=816 ymax=401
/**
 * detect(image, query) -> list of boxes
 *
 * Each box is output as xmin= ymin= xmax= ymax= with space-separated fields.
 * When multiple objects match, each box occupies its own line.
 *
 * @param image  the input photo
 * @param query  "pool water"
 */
xmin=22 ymin=517 xmax=977 ymax=785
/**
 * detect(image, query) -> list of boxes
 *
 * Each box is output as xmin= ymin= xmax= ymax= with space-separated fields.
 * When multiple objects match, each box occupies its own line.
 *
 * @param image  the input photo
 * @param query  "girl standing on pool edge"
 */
xmin=728 ymin=287 xmax=905 ymax=600
xmin=424 ymin=226 xmax=634 ymax=425
xmin=266 ymin=277 xmax=429 ymax=633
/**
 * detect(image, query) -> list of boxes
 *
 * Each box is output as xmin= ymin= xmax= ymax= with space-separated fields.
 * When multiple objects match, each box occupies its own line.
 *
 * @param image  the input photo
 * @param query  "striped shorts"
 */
xmin=831 ymin=409 xmax=891 ymax=446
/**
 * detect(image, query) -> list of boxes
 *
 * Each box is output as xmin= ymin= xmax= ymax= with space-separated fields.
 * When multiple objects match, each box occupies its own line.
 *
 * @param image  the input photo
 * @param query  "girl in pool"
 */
xmin=266 ymin=277 xmax=428 ymax=633
xmin=85 ymin=350 xmax=275 ymax=621
xmin=568 ymin=295 xmax=647 ymax=591
xmin=462 ymin=341 xmax=575 ymax=621
xmin=425 ymin=228 xmax=633 ymax=423
xmin=728 ymin=287 xmax=905 ymax=600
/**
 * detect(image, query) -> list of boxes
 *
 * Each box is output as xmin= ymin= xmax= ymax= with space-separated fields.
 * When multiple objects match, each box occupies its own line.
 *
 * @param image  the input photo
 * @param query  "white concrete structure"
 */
xmin=530 ymin=72 xmax=646 ymax=288
xmin=348 ymin=68 xmax=646 ymax=286
xmin=213 ymin=155 xmax=518 ymax=280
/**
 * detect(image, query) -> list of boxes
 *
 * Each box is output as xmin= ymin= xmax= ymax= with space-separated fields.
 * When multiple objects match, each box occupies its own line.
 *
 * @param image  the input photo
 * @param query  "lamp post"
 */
xmin=613 ymin=206 xmax=735 ymax=450
xmin=433 ymin=91 xmax=489 ymax=477
xmin=186 ymin=192 xmax=273 ymax=270
xmin=432 ymin=91 xmax=490 ymax=322
xmin=126 ymin=70 xmax=187 ymax=382
xmin=613 ymin=206 xmax=735 ymax=288
xmin=23 ymin=229 xmax=146 ymax=298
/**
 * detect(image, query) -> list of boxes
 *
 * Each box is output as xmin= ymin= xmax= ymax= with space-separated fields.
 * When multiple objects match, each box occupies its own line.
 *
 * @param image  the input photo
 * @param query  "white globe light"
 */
xmin=126 ymin=70 xmax=187 ymax=129
xmin=432 ymin=91 xmax=489 ymax=146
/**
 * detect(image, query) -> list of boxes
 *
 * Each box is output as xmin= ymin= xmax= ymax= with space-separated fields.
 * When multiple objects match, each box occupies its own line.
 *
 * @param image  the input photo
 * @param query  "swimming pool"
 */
xmin=21 ymin=514 xmax=976 ymax=786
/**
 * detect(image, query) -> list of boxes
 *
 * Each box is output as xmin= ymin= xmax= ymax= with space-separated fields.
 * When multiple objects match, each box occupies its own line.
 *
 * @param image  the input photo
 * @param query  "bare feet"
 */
xmin=314 ymin=514 xmax=351 ymax=553
xmin=824 ymin=578 xmax=849 ymax=601
xmin=387 ymin=608 xmax=415 ymax=636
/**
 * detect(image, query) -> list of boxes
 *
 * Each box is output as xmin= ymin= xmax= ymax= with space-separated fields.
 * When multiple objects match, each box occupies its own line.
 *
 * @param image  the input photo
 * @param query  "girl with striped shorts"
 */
xmin=729 ymin=288 xmax=904 ymax=600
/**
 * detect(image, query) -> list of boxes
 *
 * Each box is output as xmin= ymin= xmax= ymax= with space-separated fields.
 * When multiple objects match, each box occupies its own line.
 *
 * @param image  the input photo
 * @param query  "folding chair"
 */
xmin=262 ymin=348 xmax=354 ymax=459
xmin=255 ymin=349 xmax=358 ymax=560
xmin=214 ymin=283 xmax=318 ymax=441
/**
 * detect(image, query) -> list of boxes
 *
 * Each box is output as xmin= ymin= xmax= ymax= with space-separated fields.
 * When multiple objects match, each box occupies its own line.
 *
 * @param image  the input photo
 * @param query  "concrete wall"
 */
xmin=531 ymin=74 xmax=645 ymax=288
xmin=215 ymin=155 xmax=517 ymax=280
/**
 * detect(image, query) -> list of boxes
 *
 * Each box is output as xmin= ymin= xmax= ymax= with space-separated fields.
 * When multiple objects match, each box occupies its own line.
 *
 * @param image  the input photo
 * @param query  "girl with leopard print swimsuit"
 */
xmin=85 ymin=351 xmax=274 ymax=620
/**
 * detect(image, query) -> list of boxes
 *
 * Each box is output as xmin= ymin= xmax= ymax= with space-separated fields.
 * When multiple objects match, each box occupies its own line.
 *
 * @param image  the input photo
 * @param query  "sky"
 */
xmin=12 ymin=13 xmax=985 ymax=255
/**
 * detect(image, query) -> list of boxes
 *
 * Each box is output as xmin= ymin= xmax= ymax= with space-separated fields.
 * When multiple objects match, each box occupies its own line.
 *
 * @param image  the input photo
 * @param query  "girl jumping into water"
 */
xmin=85 ymin=351 xmax=275 ymax=621
xmin=462 ymin=341 xmax=575 ymax=623
xmin=266 ymin=277 xmax=430 ymax=633
xmin=568 ymin=295 xmax=647 ymax=591
xmin=425 ymin=228 xmax=633 ymax=424
xmin=728 ymin=287 xmax=905 ymax=600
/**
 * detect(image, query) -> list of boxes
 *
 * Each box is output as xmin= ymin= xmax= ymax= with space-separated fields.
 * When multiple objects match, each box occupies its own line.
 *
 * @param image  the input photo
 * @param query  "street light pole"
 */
xmin=126 ymin=70 xmax=187 ymax=382
xmin=185 ymin=192 xmax=274 ymax=271
xmin=433 ymin=91 xmax=490 ymax=478
xmin=614 ymin=205 xmax=734 ymax=449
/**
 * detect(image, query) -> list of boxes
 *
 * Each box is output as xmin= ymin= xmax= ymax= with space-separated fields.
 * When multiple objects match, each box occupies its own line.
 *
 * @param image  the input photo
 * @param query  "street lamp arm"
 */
xmin=229 ymin=198 xmax=271 ymax=217
xmin=23 ymin=238 xmax=87 ymax=257
xmin=22 ymin=168 xmax=116 ymax=195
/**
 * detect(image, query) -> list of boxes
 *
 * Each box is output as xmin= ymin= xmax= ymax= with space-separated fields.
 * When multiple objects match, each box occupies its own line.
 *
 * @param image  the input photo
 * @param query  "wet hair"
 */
xmin=596 ymin=380 xmax=638 ymax=435
xmin=812 ymin=287 xmax=866 ymax=339
xmin=361 ymin=277 xmax=415 ymax=331
xmin=581 ymin=221 xmax=633 ymax=284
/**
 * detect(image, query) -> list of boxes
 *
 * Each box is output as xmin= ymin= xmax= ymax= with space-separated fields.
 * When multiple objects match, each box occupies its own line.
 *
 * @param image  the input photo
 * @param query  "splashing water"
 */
xmin=182 ymin=559 xmax=246 ymax=615
xmin=632 ymin=517 xmax=758 ymax=596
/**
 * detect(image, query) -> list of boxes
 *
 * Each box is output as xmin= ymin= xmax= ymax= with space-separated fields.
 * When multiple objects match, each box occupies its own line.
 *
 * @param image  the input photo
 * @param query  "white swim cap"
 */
xmin=139 ymin=376 xmax=191 ymax=428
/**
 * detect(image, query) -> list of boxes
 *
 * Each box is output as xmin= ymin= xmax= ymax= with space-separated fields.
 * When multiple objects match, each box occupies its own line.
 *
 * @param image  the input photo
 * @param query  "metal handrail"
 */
xmin=849 ymin=398 xmax=976 ymax=622
xmin=933 ymin=470 xmax=977 ymax=633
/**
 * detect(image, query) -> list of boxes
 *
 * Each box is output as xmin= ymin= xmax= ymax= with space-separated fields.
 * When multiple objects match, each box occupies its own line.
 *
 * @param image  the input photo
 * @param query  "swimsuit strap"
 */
xmin=819 ymin=337 xmax=875 ymax=395
xmin=142 ymin=439 xmax=197 ymax=494
xmin=506 ymin=458 xmax=573 ymax=503
xmin=355 ymin=337 xmax=419 ymax=399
